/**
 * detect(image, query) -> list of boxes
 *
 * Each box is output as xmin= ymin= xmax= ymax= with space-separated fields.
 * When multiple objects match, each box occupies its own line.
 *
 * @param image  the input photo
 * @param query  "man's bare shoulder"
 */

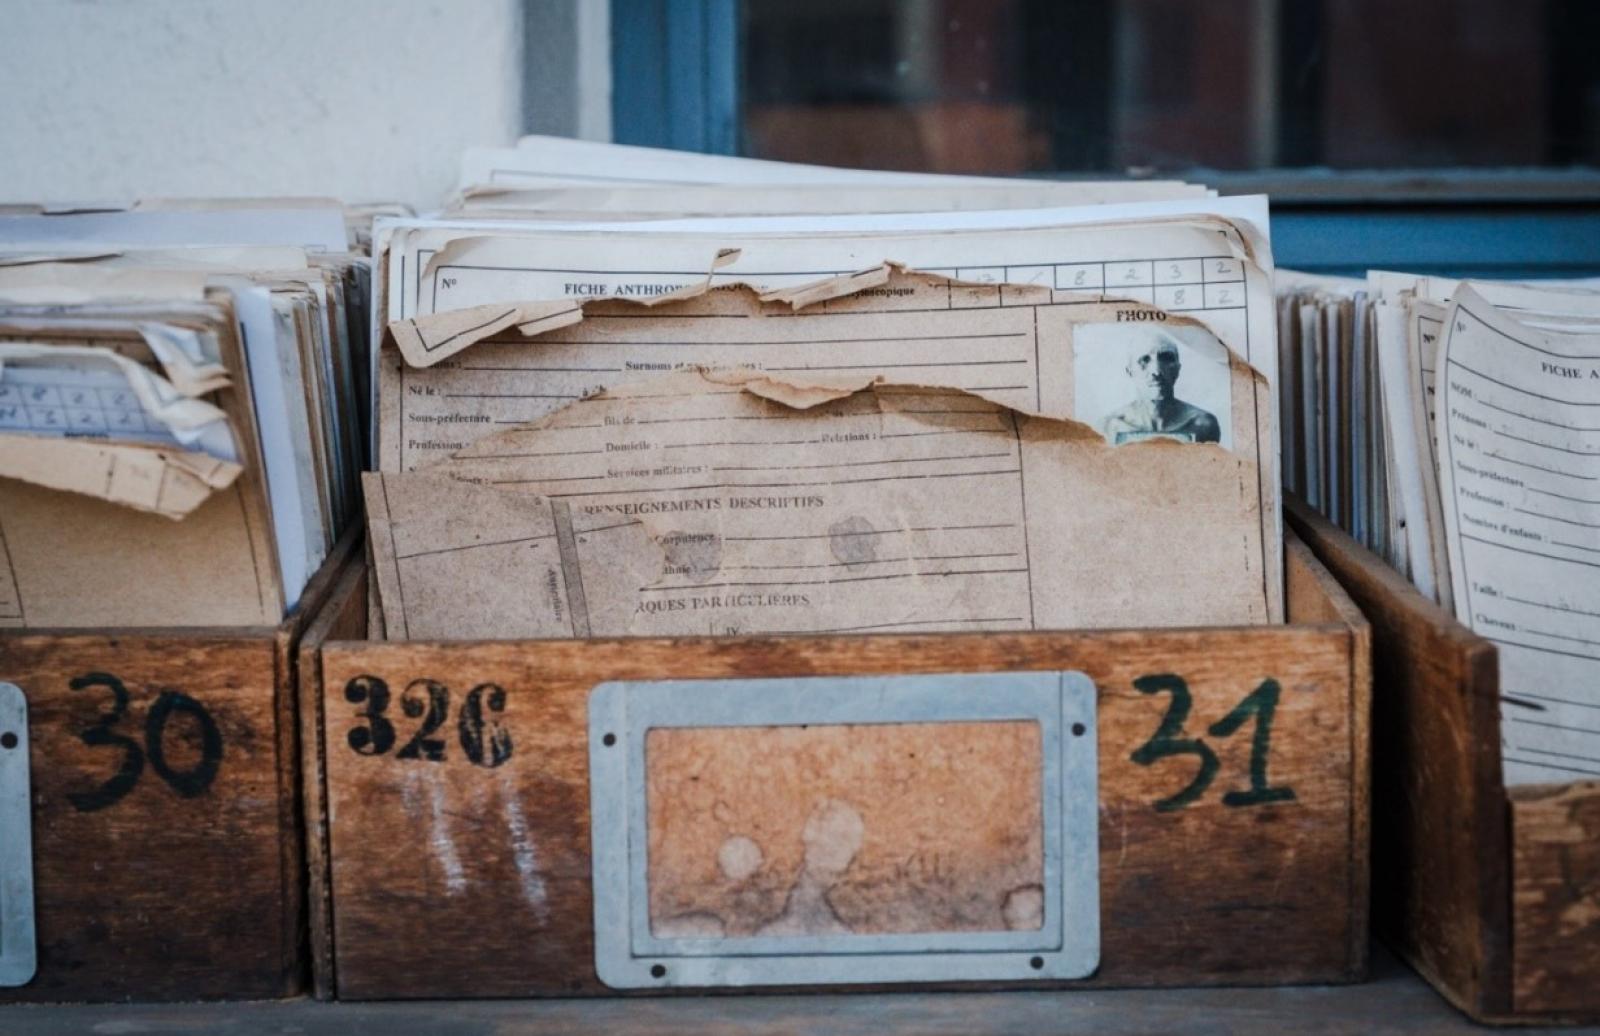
xmin=1176 ymin=401 xmax=1221 ymax=443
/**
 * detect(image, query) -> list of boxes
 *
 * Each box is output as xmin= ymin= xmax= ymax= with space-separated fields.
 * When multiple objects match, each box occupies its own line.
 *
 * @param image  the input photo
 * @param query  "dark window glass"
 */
xmin=739 ymin=0 xmax=1600 ymax=174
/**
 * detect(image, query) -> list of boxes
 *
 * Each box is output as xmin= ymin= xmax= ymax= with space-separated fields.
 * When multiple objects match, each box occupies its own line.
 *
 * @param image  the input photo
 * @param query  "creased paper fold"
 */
xmin=388 ymin=247 xmax=743 ymax=368
xmin=366 ymin=370 xmax=1271 ymax=639
xmin=0 ymin=434 xmax=241 ymax=518
xmin=385 ymin=258 xmax=1264 ymax=387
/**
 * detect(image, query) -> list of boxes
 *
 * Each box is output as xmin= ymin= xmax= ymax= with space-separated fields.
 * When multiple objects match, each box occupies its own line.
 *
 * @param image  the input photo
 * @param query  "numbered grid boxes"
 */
xmin=0 ymin=532 xmax=357 ymax=1002
xmin=0 ymin=371 xmax=175 ymax=444
xmin=298 ymin=533 xmax=1370 ymax=999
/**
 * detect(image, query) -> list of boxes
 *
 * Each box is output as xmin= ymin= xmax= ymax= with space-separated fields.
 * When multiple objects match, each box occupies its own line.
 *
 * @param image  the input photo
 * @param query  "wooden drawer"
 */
xmin=0 ymin=531 xmax=357 ymax=1003
xmin=1289 ymin=497 xmax=1600 ymax=1025
xmin=299 ymin=531 xmax=1369 ymax=1000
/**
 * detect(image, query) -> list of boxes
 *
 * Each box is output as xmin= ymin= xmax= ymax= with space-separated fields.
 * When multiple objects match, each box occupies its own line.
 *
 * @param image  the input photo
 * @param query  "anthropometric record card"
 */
xmin=376 ymin=203 xmax=1273 ymax=426
xmin=381 ymin=259 xmax=1277 ymax=603
xmin=366 ymin=368 xmax=1273 ymax=641
xmin=382 ymin=214 xmax=1275 ymax=507
xmin=1370 ymin=272 xmax=1600 ymax=607
xmin=370 ymin=268 xmax=1276 ymax=636
xmin=1436 ymin=286 xmax=1600 ymax=784
xmin=381 ymin=196 xmax=1272 ymax=379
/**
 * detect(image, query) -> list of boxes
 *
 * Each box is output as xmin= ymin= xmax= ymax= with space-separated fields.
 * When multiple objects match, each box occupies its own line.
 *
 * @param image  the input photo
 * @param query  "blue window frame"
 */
xmin=610 ymin=0 xmax=1600 ymax=279
xmin=611 ymin=0 xmax=739 ymax=155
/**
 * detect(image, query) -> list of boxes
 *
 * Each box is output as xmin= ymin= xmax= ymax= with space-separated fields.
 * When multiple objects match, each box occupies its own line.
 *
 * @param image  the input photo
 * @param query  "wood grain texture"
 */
xmin=1286 ymin=498 xmax=1509 ymax=1019
xmin=313 ymin=535 xmax=1366 ymax=999
xmin=0 ymin=632 xmax=289 ymax=1002
xmin=0 ymin=529 xmax=356 ymax=1003
xmin=1510 ymin=781 xmax=1600 ymax=1020
xmin=297 ymin=561 xmax=371 ymax=1001
xmin=1284 ymin=515 xmax=1374 ymax=983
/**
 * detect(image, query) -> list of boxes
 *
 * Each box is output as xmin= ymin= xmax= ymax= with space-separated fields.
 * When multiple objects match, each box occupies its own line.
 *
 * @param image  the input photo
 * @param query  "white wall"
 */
xmin=522 ymin=0 xmax=611 ymax=142
xmin=0 ymin=0 xmax=526 ymax=211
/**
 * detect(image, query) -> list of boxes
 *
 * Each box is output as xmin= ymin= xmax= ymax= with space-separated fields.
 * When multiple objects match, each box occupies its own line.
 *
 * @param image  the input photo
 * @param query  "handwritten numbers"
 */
xmin=1130 ymin=674 xmax=1297 ymax=811
xmin=1207 ymin=679 xmax=1296 ymax=807
xmin=67 ymin=672 xmax=144 ymax=813
xmin=144 ymin=691 xmax=223 ymax=798
xmin=346 ymin=676 xmax=513 ymax=768
xmin=68 ymin=673 xmax=224 ymax=811
xmin=1128 ymin=674 xmax=1220 ymax=812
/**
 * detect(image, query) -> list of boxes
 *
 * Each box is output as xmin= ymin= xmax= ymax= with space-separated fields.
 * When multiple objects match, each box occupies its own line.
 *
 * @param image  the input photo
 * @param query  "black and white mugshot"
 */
xmin=1099 ymin=330 xmax=1222 ymax=445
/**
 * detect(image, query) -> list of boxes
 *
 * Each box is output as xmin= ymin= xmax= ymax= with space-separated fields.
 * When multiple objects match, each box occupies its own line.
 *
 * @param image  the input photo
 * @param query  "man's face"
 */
xmin=1128 ymin=340 xmax=1181 ymax=400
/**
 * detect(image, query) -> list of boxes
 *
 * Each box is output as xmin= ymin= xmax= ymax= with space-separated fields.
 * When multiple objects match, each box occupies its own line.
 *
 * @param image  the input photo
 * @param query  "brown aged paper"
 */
xmin=375 ymin=268 xmax=1266 ymax=472
xmin=0 ymin=436 xmax=240 ymax=519
xmin=363 ymin=470 xmax=633 ymax=640
xmin=0 ymin=306 xmax=283 ymax=627
xmin=374 ymin=268 xmax=1278 ymax=632
xmin=364 ymin=368 xmax=1271 ymax=639
xmin=645 ymin=721 xmax=1044 ymax=937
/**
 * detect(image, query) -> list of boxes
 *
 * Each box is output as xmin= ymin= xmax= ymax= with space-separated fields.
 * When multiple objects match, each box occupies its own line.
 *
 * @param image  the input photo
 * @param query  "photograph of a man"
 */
xmin=1100 ymin=329 xmax=1222 ymax=444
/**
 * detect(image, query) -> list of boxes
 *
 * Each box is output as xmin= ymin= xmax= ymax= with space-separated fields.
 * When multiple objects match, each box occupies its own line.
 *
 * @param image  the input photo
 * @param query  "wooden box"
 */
xmin=0 ymin=531 xmax=357 ymax=1003
xmin=299 ymin=532 xmax=1370 ymax=1000
xmin=1288 ymin=498 xmax=1600 ymax=1025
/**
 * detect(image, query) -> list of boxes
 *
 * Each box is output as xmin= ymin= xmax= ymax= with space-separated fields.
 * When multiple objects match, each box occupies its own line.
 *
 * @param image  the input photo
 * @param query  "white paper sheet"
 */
xmin=219 ymin=279 xmax=318 ymax=608
xmin=465 ymin=136 xmax=1208 ymax=193
xmin=1436 ymin=286 xmax=1600 ymax=784
xmin=0 ymin=203 xmax=348 ymax=254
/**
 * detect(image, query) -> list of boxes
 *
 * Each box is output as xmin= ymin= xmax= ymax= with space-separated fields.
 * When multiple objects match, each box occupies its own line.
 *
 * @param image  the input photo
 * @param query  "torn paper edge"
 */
xmin=450 ymin=369 xmax=1200 ymax=465
xmin=413 ymin=211 xmax=1263 ymax=289
xmin=137 ymin=323 xmax=232 ymax=397
xmin=0 ymin=433 xmax=241 ymax=519
xmin=385 ymin=260 xmax=1267 ymax=388
xmin=394 ymin=370 xmax=1268 ymax=635
xmin=387 ymin=247 xmax=742 ymax=368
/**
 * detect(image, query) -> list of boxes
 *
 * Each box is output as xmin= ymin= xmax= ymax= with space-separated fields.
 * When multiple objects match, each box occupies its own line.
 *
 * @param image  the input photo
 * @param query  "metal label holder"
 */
xmin=587 ymin=671 xmax=1099 ymax=989
xmin=0 ymin=682 xmax=36 ymax=987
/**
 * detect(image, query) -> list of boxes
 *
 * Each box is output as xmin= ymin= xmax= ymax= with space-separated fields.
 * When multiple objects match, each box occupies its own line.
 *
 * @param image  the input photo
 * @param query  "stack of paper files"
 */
xmin=456 ymin=135 xmax=1218 ymax=196
xmin=0 ymin=199 xmax=372 ymax=627
xmin=360 ymin=138 xmax=1285 ymax=642
xmin=1280 ymin=269 xmax=1600 ymax=783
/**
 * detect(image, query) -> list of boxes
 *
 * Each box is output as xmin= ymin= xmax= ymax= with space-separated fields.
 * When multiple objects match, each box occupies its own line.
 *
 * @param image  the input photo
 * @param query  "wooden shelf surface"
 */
xmin=1 ymin=948 xmax=1594 ymax=1035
